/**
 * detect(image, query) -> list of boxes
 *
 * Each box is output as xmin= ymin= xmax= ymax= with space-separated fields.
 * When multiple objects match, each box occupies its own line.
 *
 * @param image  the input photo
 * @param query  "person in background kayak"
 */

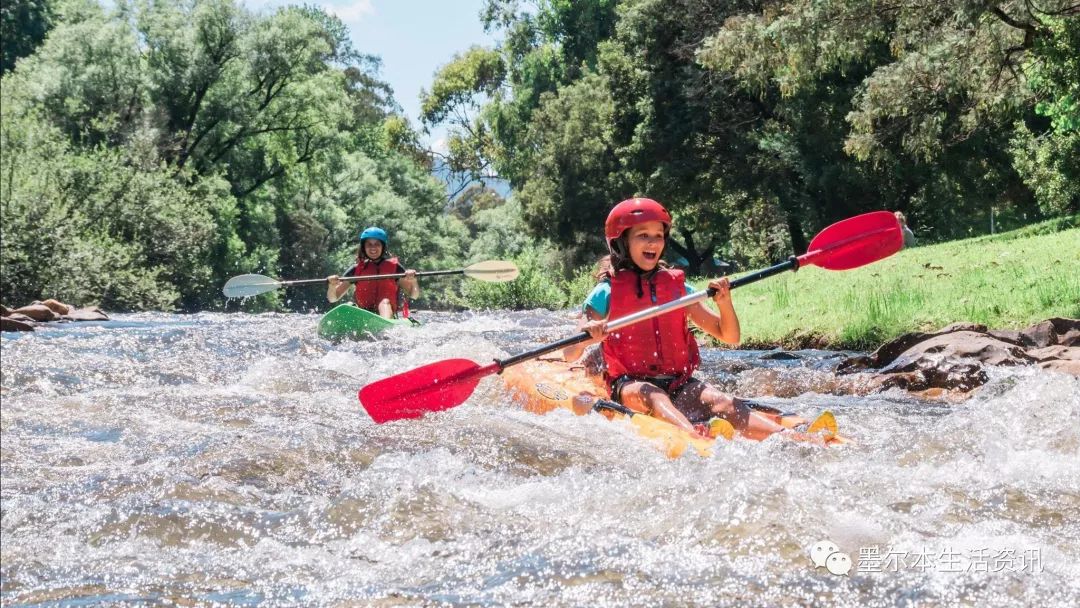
xmin=562 ymin=198 xmax=787 ymax=439
xmin=326 ymin=227 xmax=420 ymax=319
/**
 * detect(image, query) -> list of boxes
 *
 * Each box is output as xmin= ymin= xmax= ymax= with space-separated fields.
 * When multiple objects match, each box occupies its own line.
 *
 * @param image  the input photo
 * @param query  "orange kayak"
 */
xmin=500 ymin=358 xmax=847 ymax=458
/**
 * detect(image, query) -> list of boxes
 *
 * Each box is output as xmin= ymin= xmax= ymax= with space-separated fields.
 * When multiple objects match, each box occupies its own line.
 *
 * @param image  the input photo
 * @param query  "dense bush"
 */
xmin=456 ymin=246 xmax=570 ymax=310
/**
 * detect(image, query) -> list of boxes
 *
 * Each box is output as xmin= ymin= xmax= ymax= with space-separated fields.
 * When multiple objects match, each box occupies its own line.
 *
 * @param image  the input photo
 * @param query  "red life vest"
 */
xmin=601 ymin=268 xmax=700 ymax=388
xmin=353 ymin=256 xmax=401 ymax=315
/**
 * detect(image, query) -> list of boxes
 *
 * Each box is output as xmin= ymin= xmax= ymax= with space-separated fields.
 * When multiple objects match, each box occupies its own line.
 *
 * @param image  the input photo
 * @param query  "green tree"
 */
xmin=1011 ymin=16 xmax=1080 ymax=214
xmin=0 ymin=94 xmax=227 ymax=309
xmin=427 ymin=0 xmax=1078 ymax=269
xmin=1 ymin=0 xmax=55 ymax=74
xmin=699 ymin=0 xmax=1079 ymax=238
xmin=420 ymin=46 xmax=506 ymax=198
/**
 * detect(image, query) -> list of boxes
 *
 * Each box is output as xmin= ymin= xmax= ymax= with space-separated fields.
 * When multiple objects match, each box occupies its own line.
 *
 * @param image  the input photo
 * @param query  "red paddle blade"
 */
xmin=358 ymin=359 xmax=500 ymax=423
xmin=802 ymin=211 xmax=903 ymax=270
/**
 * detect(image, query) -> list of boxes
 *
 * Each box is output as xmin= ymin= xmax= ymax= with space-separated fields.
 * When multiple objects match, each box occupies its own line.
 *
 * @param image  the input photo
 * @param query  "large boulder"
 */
xmin=1040 ymin=360 xmax=1080 ymax=375
xmin=2 ymin=315 xmax=35 ymax=332
xmin=65 ymin=306 xmax=109 ymax=321
xmin=987 ymin=317 xmax=1079 ymax=348
xmin=838 ymin=319 xmax=1080 ymax=395
xmin=11 ymin=303 xmax=60 ymax=322
xmin=37 ymin=299 xmax=73 ymax=316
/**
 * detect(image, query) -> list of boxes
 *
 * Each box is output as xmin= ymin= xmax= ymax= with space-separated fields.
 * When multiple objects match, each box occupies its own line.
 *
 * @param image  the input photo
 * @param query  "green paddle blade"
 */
xmin=222 ymin=274 xmax=282 ymax=298
xmin=463 ymin=260 xmax=520 ymax=282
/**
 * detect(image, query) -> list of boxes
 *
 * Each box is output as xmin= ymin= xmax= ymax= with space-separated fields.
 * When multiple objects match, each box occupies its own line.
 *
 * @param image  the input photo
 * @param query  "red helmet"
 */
xmin=605 ymin=198 xmax=672 ymax=243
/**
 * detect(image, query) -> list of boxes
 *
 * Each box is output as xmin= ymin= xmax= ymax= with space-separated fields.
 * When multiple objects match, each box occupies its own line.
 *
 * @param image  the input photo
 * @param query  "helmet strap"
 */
xmin=609 ymin=237 xmax=627 ymax=258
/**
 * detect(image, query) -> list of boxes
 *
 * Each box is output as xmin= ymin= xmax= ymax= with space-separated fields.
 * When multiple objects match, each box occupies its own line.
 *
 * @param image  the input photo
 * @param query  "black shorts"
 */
xmin=610 ymin=374 xmax=702 ymax=404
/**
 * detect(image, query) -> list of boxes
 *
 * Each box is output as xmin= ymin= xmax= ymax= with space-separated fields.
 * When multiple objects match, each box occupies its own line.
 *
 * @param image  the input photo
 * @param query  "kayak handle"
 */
xmin=593 ymin=399 xmax=636 ymax=417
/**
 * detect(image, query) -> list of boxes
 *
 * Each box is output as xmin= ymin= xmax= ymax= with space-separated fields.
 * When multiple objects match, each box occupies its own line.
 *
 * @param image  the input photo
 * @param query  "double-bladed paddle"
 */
xmin=358 ymin=211 xmax=903 ymax=423
xmin=222 ymin=260 xmax=520 ymax=298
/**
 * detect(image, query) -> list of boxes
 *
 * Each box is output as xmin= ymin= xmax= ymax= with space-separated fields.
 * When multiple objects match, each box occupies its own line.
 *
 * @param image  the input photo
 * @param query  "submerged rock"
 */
xmin=837 ymin=318 xmax=1079 ymax=395
xmin=64 ymin=306 xmax=109 ymax=322
xmin=759 ymin=350 xmax=802 ymax=361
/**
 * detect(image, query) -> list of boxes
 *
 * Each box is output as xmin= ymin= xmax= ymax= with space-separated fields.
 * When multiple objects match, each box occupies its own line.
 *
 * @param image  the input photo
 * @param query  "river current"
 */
xmin=2 ymin=311 xmax=1078 ymax=607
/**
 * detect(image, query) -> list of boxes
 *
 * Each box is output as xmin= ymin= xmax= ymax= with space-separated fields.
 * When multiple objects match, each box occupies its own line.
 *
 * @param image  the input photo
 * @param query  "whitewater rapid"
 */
xmin=2 ymin=311 xmax=1078 ymax=606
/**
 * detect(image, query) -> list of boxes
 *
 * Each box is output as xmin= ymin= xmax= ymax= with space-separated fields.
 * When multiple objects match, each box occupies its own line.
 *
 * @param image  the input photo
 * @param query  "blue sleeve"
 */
xmin=583 ymin=282 xmax=611 ymax=317
xmin=584 ymin=281 xmax=689 ymax=315
xmin=342 ymin=265 xmax=358 ymax=277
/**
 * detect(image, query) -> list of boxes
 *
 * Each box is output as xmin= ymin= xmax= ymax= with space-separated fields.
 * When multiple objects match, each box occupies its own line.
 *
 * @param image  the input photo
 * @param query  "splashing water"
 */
xmin=2 ymin=311 xmax=1078 ymax=606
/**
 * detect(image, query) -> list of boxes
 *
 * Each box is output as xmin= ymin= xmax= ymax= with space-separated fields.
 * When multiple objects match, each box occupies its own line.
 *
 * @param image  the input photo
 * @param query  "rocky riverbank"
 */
xmin=836 ymin=318 xmax=1079 ymax=394
xmin=703 ymin=318 xmax=1079 ymax=402
xmin=1 ymin=299 xmax=109 ymax=332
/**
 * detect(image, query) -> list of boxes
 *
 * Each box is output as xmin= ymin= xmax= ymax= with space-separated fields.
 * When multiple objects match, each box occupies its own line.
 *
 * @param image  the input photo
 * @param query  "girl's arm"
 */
xmin=563 ymin=307 xmax=607 ymax=362
xmin=326 ymin=275 xmax=350 ymax=302
xmin=687 ymin=277 xmax=740 ymax=345
xmin=398 ymin=269 xmax=420 ymax=299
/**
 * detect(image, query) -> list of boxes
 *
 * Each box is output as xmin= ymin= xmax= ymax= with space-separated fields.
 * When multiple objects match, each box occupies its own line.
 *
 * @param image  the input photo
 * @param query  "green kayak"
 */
xmin=317 ymin=304 xmax=417 ymax=340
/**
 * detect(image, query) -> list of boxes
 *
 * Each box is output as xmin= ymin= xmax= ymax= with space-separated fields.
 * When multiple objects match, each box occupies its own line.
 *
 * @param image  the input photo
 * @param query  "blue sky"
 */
xmin=243 ymin=1 xmax=499 ymax=151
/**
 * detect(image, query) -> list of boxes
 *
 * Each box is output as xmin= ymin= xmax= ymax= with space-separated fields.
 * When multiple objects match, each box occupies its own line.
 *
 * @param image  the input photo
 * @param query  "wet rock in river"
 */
xmin=758 ymin=350 xmax=802 ymax=361
xmin=837 ymin=318 xmax=1079 ymax=396
xmin=11 ymin=303 xmax=60 ymax=322
xmin=1 ymin=299 xmax=110 ymax=331
xmin=2 ymin=315 xmax=36 ymax=332
xmin=39 ymin=299 xmax=73 ymax=316
xmin=64 ymin=306 xmax=109 ymax=321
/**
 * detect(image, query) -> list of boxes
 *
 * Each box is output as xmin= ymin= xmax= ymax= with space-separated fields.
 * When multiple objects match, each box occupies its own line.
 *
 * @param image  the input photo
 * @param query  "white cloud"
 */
xmin=328 ymin=1 xmax=376 ymax=24
xmin=241 ymin=1 xmax=376 ymax=25
xmin=240 ymin=0 xmax=287 ymax=10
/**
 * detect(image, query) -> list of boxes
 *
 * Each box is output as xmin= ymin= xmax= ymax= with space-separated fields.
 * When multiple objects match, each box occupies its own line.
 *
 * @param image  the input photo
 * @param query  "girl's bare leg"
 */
xmin=619 ymin=381 xmax=697 ymax=434
xmin=675 ymin=383 xmax=787 ymax=439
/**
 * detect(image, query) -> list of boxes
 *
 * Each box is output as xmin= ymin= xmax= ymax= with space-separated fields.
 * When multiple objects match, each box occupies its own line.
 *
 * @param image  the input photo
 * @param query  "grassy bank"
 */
xmin=699 ymin=219 xmax=1080 ymax=350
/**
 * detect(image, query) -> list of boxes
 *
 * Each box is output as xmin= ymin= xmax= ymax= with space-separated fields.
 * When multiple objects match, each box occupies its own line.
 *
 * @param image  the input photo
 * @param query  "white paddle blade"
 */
xmin=463 ymin=260 xmax=520 ymax=282
xmin=222 ymin=274 xmax=282 ymax=298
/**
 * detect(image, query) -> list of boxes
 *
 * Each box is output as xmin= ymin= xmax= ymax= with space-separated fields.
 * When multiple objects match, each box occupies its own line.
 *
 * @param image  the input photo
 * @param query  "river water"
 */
xmin=2 ymin=311 xmax=1078 ymax=607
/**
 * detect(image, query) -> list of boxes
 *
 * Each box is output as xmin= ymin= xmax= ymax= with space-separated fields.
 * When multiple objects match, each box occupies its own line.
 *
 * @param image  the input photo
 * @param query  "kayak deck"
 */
xmin=500 ymin=357 xmax=845 ymax=458
xmin=317 ymin=303 xmax=416 ymax=340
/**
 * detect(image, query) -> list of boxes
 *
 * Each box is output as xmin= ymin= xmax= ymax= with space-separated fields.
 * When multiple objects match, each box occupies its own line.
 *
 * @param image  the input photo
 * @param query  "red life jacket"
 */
xmin=353 ymin=256 xmax=401 ymax=315
xmin=601 ymin=268 xmax=700 ymax=388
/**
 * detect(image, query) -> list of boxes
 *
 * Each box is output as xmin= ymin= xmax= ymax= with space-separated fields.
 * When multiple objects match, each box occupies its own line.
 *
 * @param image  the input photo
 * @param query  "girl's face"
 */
xmin=363 ymin=239 xmax=385 ymax=260
xmin=626 ymin=221 xmax=666 ymax=271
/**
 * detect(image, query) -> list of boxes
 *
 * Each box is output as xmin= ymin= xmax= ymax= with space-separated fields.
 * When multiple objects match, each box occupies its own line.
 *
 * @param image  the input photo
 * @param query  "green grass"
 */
xmin=693 ymin=220 xmax=1080 ymax=350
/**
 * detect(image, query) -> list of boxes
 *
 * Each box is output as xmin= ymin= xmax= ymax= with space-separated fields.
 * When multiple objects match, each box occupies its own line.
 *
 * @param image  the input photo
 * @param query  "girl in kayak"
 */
xmin=327 ymin=226 xmax=420 ymax=319
xmin=563 ymin=198 xmax=786 ymax=439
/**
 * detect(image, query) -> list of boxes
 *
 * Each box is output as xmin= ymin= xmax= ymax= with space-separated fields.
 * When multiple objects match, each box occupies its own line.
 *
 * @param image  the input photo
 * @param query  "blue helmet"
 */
xmin=359 ymin=226 xmax=388 ymax=245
